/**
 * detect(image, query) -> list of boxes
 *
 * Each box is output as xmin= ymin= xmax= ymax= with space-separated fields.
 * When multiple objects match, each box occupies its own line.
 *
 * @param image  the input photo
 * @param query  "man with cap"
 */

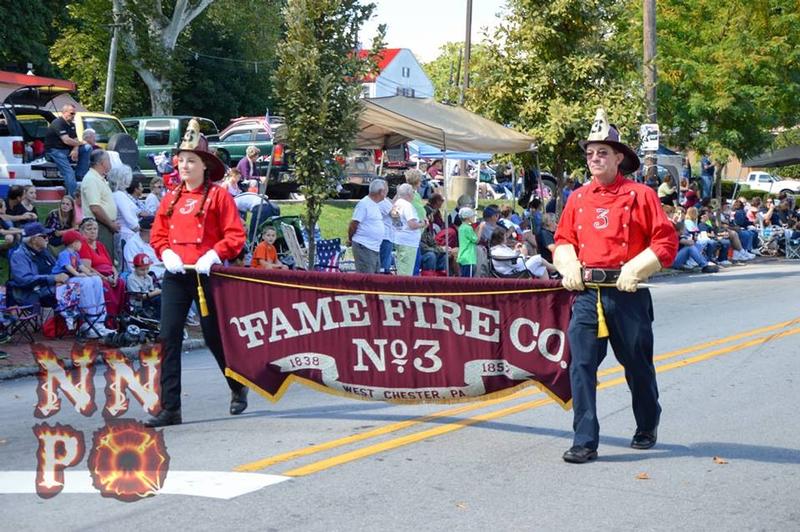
xmin=553 ymin=108 xmax=678 ymax=463
xmin=145 ymin=118 xmax=247 ymax=427
xmin=8 ymin=223 xmax=68 ymax=306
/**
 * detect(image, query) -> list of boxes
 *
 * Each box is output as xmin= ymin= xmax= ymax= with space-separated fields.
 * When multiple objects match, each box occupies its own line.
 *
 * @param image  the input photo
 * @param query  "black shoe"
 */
xmin=701 ymin=264 xmax=719 ymax=273
xmin=144 ymin=409 xmax=182 ymax=427
xmin=631 ymin=429 xmax=658 ymax=450
xmin=562 ymin=445 xmax=598 ymax=464
xmin=230 ymin=387 xmax=248 ymax=415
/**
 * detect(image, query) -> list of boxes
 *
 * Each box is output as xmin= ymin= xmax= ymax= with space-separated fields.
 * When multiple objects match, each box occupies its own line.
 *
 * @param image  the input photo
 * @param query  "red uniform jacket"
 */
xmin=554 ymin=174 xmax=678 ymax=269
xmin=151 ymin=182 xmax=245 ymax=265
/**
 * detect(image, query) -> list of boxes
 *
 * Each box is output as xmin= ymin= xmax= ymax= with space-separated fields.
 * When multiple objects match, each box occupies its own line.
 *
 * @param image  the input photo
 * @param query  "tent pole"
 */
xmin=511 ymin=162 xmax=516 ymax=212
xmin=443 ymin=133 xmax=449 ymax=277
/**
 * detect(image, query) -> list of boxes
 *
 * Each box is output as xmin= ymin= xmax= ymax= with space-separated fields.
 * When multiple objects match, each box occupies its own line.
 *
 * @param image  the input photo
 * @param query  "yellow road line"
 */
xmin=280 ymin=326 xmax=800 ymax=477
xmin=234 ymin=317 xmax=800 ymax=473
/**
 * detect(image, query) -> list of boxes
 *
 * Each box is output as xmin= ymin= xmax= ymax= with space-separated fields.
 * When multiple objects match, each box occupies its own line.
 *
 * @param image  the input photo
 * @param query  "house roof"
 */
xmin=358 ymin=48 xmax=402 ymax=82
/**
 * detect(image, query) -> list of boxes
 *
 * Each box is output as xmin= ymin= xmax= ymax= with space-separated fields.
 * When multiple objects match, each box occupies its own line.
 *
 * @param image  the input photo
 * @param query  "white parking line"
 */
xmin=0 ymin=470 xmax=290 ymax=499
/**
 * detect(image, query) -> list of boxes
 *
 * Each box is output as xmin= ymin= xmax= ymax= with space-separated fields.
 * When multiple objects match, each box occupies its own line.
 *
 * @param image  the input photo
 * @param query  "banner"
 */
xmin=211 ymin=267 xmax=574 ymax=406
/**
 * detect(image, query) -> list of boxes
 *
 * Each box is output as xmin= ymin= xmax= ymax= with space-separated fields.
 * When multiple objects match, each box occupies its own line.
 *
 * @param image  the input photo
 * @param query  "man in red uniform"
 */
xmin=553 ymin=109 xmax=678 ymax=463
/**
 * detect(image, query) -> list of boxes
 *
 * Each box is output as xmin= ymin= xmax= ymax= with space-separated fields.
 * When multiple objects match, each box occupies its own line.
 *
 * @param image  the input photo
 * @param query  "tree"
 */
xmin=113 ymin=0 xmax=217 ymax=115
xmin=642 ymin=0 xmax=800 ymax=196
xmin=274 ymin=0 xmax=384 ymax=266
xmin=0 ymin=1 xmax=69 ymax=76
xmin=423 ymin=42 xmax=490 ymax=104
xmin=50 ymin=0 xmax=149 ymax=116
xmin=470 ymin=0 xmax=643 ymax=209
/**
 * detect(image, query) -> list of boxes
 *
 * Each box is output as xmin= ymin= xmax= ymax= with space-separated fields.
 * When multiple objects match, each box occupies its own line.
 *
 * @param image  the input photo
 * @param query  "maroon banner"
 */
xmin=211 ymin=267 xmax=573 ymax=406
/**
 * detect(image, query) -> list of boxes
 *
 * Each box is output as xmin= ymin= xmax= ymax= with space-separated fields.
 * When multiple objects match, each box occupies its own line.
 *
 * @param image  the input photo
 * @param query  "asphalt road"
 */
xmin=1 ymin=261 xmax=799 ymax=531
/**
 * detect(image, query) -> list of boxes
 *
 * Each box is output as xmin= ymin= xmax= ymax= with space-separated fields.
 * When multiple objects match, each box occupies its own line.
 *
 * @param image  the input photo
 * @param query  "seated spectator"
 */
xmin=731 ymin=199 xmax=760 ymax=254
xmin=525 ymin=197 xmax=543 ymax=234
xmin=75 ymin=128 xmax=99 ymax=179
xmin=682 ymin=183 xmax=699 ymax=208
xmin=78 ymin=218 xmax=126 ymax=318
xmin=0 ymin=198 xmax=23 ymax=251
xmin=536 ymin=212 xmax=557 ymax=264
xmin=52 ymin=230 xmax=112 ymax=336
xmin=670 ymin=221 xmax=718 ymax=273
xmin=8 ymin=223 xmax=68 ymax=306
xmin=657 ymin=175 xmax=678 ymax=206
xmin=144 ymin=177 xmax=164 ymax=215
xmin=237 ymin=145 xmax=261 ymax=184
xmin=45 ymin=195 xmax=79 ymax=247
xmin=127 ymin=253 xmax=161 ymax=319
xmin=419 ymin=223 xmax=448 ymax=275
xmin=488 ymin=227 xmax=552 ymax=279
xmin=8 ymin=185 xmax=39 ymax=227
xmin=3 ymin=186 xmax=36 ymax=227
xmin=251 ymin=226 xmax=288 ymax=269
xmin=222 ymin=168 xmax=243 ymax=197
xmin=477 ymin=205 xmax=500 ymax=246
xmin=424 ymin=193 xmax=445 ymax=234
xmin=696 ymin=212 xmax=731 ymax=265
xmin=122 ymin=219 xmax=165 ymax=279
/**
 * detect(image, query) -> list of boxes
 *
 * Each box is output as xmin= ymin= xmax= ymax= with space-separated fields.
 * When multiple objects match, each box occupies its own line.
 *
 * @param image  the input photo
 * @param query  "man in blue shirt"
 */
xmin=700 ymin=154 xmax=714 ymax=200
xmin=9 ymin=223 xmax=68 ymax=306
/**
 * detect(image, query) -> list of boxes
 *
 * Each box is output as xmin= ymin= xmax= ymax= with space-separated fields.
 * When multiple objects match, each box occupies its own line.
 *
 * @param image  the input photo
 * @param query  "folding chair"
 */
xmin=280 ymin=222 xmax=308 ymax=270
xmin=314 ymin=238 xmax=344 ymax=272
xmin=786 ymin=230 xmax=800 ymax=260
xmin=488 ymin=254 xmax=532 ymax=279
xmin=2 ymin=285 xmax=42 ymax=343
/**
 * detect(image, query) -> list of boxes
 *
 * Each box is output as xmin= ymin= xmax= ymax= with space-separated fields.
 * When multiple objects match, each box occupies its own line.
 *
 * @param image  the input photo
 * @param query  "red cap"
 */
xmin=133 ymin=253 xmax=152 ymax=267
xmin=62 ymin=230 xmax=81 ymax=246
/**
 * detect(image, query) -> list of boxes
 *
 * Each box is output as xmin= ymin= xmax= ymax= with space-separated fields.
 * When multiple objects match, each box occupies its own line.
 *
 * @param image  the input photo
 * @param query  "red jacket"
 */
xmin=554 ymin=173 xmax=678 ymax=269
xmin=151 ymin=182 xmax=245 ymax=265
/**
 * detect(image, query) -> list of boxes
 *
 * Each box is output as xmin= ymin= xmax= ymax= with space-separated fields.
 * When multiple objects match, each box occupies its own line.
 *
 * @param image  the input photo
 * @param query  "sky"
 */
xmin=360 ymin=0 xmax=507 ymax=64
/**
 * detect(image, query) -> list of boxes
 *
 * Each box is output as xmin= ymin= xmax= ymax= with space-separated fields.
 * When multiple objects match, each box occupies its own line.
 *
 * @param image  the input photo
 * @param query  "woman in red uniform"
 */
xmin=144 ymin=119 xmax=248 ymax=427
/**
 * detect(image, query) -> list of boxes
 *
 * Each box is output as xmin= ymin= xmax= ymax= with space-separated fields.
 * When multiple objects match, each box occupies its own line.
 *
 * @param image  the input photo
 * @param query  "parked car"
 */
xmin=743 ymin=171 xmax=800 ymax=195
xmin=122 ymin=116 xmax=219 ymax=176
xmin=207 ymin=116 xmax=284 ymax=166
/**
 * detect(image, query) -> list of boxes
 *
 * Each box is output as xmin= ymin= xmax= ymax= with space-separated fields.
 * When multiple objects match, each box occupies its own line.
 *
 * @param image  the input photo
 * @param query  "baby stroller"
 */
xmin=757 ymin=225 xmax=785 ymax=257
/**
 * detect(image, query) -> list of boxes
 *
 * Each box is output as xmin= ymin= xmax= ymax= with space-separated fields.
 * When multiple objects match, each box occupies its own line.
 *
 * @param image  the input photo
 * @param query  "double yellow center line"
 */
xmin=235 ymin=318 xmax=800 ymax=477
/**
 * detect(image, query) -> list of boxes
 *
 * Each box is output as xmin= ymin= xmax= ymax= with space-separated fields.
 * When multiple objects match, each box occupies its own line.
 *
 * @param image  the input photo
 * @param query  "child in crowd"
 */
xmin=457 ymin=207 xmax=478 ymax=277
xmin=127 ymin=253 xmax=161 ymax=318
xmin=251 ymin=226 xmax=288 ymax=269
xmin=54 ymin=230 xmax=91 ymax=277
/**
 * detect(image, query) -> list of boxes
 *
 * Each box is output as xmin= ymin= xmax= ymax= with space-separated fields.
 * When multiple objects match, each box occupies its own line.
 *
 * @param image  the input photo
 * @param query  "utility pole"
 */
xmin=104 ymin=9 xmax=121 ymax=114
xmin=642 ymin=0 xmax=658 ymax=182
xmin=459 ymin=0 xmax=472 ymax=105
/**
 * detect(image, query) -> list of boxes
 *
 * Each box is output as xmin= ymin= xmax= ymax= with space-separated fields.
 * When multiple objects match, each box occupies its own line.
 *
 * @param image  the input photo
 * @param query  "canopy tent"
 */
xmin=743 ymin=145 xmax=800 ymax=168
xmin=408 ymin=140 xmax=492 ymax=161
xmin=357 ymin=96 xmax=536 ymax=154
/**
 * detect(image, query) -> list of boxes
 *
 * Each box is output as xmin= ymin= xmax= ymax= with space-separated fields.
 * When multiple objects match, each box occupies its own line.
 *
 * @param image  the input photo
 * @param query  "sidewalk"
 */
xmin=0 ymin=329 xmax=206 ymax=380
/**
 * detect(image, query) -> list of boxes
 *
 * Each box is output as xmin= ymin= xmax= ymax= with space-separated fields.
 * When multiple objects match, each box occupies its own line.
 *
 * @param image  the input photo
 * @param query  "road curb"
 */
xmin=0 ymin=339 xmax=206 ymax=381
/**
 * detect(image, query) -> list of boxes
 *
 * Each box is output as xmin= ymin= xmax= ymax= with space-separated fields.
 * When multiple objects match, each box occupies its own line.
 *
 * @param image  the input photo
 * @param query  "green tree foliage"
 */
xmin=422 ymin=42 xmax=490 ymax=104
xmin=50 ymin=0 xmax=149 ymax=116
xmin=0 ymin=1 xmax=70 ymax=76
xmin=274 ymin=0 xmax=384 ymax=265
xmin=173 ymin=0 xmax=284 ymax=127
xmin=644 ymin=0 xmax=800 ymax=165
xmin=470 ymin=0 xmax=643 ymax=199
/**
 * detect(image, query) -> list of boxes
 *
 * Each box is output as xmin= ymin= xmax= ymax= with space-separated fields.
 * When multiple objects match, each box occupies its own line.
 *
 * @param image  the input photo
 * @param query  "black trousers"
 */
xmin=567 ymin=287 xmax=660 ymax=450
xmin=159 ymin=271 xmax=243 ymax=411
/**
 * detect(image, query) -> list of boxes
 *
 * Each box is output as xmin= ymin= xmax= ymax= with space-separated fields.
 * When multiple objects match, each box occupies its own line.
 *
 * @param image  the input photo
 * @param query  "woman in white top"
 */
xmin=144 ymin=176 xmax=164 ymax=215
xmin=489 ymin=225 xmax=552 ymax=279
xmin=108 ymin=165 xmax=141 ymax=240
xmin=391 ymin=183 xmax=427 ymax=276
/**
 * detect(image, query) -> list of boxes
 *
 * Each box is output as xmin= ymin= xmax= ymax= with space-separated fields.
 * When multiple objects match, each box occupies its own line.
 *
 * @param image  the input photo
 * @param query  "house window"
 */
xmin=362 ymin=85 xmax=371 ymax=98
xmin=401 ymin=67 xmax=410 ymax=78
xmin=396 ymin=87 xmax=415 ymax=98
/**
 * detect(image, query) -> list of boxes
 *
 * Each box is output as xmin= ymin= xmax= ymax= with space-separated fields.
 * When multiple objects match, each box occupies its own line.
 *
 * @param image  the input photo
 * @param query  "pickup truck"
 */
xmin=122 ymin=116 xmax=219 ymax=176
xmin=207 ymin=116 xmax=285 ymax=166
xmin=1 ymin=84 xmax=131 ymax=187
xmin=743 ymin=171 xmax=800 ymax=195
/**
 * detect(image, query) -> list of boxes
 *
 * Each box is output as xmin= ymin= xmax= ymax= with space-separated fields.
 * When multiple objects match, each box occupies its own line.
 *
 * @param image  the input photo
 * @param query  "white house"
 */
xmin=359 ymin=48 xmax=434 ymax=99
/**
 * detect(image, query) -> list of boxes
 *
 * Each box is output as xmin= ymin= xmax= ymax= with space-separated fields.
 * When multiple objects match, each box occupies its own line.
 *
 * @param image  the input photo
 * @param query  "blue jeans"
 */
xmin=421 ymin=250 xmax=446 ymax=271
xmin=700 ymin=174 xmax=713 ymax=200
xmin=75 ymin=144 xmax=93 ymax=179
xmin=379 ymin=239 xmax=393 ymax=274
xmin=672 ymin=245 xmax=709 ymax=269
xmin=459 ymin=264 xmax=475 ymax=277
xmin=705 ymin=239 xmax=730 ymax=262
xmin=47 ymin=148 xmax=86 ymax=196
xmin=736 ymin=229 xmax=757 ymax=251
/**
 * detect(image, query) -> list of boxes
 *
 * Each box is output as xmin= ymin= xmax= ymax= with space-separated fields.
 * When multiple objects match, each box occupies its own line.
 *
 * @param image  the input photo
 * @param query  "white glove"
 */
xmin=195 ymin=249 xmax=221 ymax=275
xmin=553 ymin=244 xmax=584 ymax=291
xmin=617 ymin=248 xmax=661 ymax=292
xmin=161 ymin=249 xmax=185 ymax=274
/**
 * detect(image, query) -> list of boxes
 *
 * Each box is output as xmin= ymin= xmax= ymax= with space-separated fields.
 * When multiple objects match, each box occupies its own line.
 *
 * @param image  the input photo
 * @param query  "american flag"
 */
xmin=262 ymin=110 xmax=273 ymax=138
xmin=314 ymin=238 xmax=343 ymax=272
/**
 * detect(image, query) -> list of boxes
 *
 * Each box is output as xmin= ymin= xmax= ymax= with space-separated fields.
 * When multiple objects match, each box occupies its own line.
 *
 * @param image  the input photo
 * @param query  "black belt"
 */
xmin=583 ymin=268 xmax=622 ymax=283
